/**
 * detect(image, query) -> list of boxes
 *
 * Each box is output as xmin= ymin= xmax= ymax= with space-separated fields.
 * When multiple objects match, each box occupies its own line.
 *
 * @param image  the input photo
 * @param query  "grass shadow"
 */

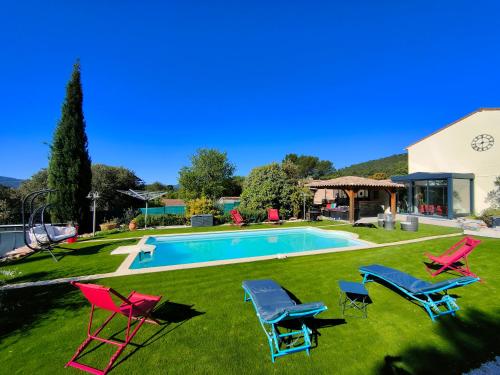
xmin=70 ymin=300 xmax=205 ymax=372
xmin=375 ymin=308 xmax=500 ymax=374
xmin=0 ymin=283 xmax=85 ymax=343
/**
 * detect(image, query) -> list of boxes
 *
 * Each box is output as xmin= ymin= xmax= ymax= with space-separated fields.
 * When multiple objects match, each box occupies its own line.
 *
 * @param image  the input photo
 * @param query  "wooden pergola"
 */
xmin=306 ymin=176 xmax=404 ymax=223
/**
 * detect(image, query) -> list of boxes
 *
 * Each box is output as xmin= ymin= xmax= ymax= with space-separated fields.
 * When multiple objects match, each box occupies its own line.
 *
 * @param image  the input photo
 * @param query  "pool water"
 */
xmin=129 ymin=228 xmax=363 ymax=269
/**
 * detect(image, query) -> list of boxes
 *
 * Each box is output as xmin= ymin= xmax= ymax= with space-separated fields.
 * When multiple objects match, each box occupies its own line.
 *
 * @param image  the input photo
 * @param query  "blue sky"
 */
xmin=1 ymin=1 xmax=500 ymax=184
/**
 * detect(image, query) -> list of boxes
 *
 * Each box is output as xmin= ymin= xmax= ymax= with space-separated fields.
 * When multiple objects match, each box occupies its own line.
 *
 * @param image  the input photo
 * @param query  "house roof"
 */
xmin=306 ymin=176 xmax=404 ymax=189
xmin=406 ymin=108 xmax=500 ymax=149
xmin=161 ymin=198 xmax=186 ymax=206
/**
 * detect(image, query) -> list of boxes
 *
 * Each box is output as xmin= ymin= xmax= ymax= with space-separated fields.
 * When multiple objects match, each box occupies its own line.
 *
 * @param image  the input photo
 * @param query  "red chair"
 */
xmin=66 ymin=282 xmax=162 ymax=375
xmin=425 ymin=237 xmax=481 ymax=278
xmin=427 ymin=205 xmax=435 ymax=215
xmin=267 ymin=208 xmax=282 ymax=224
xmin=230 ymin=209 xmax=246 ymax=226
xmin=419 ymin=205 xmax=425 ymax=214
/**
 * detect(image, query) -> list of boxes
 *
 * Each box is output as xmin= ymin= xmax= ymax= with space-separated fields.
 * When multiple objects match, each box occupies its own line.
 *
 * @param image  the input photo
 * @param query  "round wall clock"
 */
xmin=471 ymin=134 xmax=494 ymax=152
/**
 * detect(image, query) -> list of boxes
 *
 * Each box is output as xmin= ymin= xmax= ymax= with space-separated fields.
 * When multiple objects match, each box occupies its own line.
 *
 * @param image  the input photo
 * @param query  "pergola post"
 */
xmin=346 ymin=189 xmax=356 ymax=223
xmin=385 ymin=189 xmax=397 ymax=217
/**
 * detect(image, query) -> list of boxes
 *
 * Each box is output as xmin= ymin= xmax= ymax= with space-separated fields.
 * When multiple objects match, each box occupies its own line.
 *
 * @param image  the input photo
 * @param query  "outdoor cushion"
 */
xmin=359 ymin=264 xmax=432 ymax=294
xmin=242 ymin=279 xmax=324 ymax=322
xmin=360 ymin=264 xmax=476 ymax=294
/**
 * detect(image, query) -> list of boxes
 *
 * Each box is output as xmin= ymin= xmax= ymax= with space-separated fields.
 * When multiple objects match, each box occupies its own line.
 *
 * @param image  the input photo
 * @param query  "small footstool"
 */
xmin=338 ymin=280 xmax=369 ymax=318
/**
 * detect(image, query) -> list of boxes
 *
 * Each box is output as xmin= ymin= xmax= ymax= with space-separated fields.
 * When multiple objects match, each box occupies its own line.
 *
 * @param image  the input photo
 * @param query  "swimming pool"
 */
xmin=129 ymin=228 xmax=365 ymax=270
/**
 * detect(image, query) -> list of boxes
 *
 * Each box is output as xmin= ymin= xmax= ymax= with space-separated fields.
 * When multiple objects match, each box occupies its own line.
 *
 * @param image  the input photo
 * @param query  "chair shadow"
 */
xmin=363 ymin=277 xmax=464 ymax=314
xmin=74 ymin=300 xmax=204 ymax=372
xmin=375 ymin=308 xmax=500 ymax=374
xmin=280 ymin=287 xmax=344 ymax=349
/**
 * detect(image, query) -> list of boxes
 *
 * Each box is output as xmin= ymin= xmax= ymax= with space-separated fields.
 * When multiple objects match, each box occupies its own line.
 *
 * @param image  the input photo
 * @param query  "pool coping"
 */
xmin=112 ymin=226 xmax=375 ymax=276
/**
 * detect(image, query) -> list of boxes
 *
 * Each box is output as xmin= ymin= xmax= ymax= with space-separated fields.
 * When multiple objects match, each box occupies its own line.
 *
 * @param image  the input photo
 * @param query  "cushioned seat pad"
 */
xmin=243 ymin=279 xmax=325 ymax=322
xmin=360 ymin=264 xmax=476 ymax=294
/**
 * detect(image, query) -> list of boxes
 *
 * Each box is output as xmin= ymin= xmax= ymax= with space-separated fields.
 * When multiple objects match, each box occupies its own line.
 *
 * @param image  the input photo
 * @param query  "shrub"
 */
xmin=238 ymin=208 xmax=268 ymax=223
xmin=479 ymin=208 xmax=500 ymax=227
xmin=185 ymin=197 xmax=222 ymax=217
xmin=134 ymin=214 xmax=187 ymax=227
xmin=214 ymin=213 xmax=232 ymax=225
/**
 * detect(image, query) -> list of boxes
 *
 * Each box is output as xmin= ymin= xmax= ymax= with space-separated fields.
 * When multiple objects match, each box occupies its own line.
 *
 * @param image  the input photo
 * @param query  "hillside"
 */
xmin=0 ymin=176 xmax=24 ymax=188
xmin=328 ymin=153 xmax=408 ymax=179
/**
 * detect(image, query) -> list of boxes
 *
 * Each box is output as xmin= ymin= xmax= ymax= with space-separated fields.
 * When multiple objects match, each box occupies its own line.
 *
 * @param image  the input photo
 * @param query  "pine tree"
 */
xmin=48 ymin=61 xmax=92 ymax=228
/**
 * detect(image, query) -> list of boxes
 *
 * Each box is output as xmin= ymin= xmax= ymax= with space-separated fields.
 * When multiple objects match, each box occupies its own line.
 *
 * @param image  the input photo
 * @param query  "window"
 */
xmin=453 ymin=179 xmax=471 ymax=215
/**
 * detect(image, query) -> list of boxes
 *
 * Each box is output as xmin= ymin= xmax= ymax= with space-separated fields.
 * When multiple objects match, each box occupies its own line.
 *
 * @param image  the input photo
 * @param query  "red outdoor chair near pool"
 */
xmin=230 ymin=209 xmax=246 ymax=226
xmin=425 ymin=237 xmax=481 ymax=278
xmin=267 ymin=208 xmax=282 ymax=224
xmin=66 ymin=282 xmax=162 ymax=375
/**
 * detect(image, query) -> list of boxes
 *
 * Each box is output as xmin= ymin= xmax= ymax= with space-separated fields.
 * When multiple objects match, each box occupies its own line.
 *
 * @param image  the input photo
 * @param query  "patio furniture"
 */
xmin=22 ymin=189 xmax=78 ymax=262
xmin=66 ymin=282 xmax=162 ymax=375
xmin=401 ymin=215 xmax=419 ymax=231
xmin=242 ymin=279 xmax=327 ymax=362
xmin=190 ymin=214 xmax=213 ymax=227
xmin=377 ymin=213 xmax=385 ymax=228
xmin=267 ymin=208 xmax=282 ymax=224
xmin=338 ymin=280 xmax=369 ymax=318
xmin=306 ymin=208 xmax=321 ymax=221
xmin=425 ymin=236 xmax=481 ymax=277
xmin=359 ymin=264 xmax=479 ymax=321
xmin=492 ymin=216 xmax=500 ymax=229
xmin=384 ymin=218 xmax=395 ymax=230
xmin=230 ymin=209 xmax=246 ymax=226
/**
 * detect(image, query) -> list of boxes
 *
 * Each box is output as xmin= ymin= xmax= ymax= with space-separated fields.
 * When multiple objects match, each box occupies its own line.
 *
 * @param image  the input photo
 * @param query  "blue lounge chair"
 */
xmin=359 ymin=264 xmax=479 ymax=321
xmin=242 ymin=280 xmax=327 ymax=362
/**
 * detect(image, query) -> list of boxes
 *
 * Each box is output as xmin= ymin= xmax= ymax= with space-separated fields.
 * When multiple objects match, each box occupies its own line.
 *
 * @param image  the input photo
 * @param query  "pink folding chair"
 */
xmin=267 ymin=208 xmax=282 ymax=224
xmin=425 ymin=237 xmax=481 ymax=278
xmin=230 ymin=209 xmax=246 ymax=226
xmin=66 ymin=282 xmax=162 ymax=375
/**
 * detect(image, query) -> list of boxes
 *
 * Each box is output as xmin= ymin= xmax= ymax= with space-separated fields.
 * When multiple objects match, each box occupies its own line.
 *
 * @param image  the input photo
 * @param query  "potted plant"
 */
xmin=129 ymin=219 xmax=137 ymax=231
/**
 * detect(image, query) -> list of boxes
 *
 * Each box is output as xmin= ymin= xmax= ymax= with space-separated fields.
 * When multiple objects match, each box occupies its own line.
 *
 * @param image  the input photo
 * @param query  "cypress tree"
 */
xmin=48 ymin=61 xmax=92 ymax=229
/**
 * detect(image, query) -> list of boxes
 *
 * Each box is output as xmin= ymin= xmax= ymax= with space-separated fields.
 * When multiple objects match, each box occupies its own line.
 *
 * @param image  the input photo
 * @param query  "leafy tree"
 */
xmin=178 ymin=149 xmax=235 ymax=199
xmin=47 ymin=61 xmax=92 ymax=228
xmin=17 ymin=169 xmax=48 ymax=198
xmin=145 ymin=182 xmax=174 ymax=192
xmin=91 ymin=164 xmax=144 ymax=218
xmin=0 ymin=186 xmax=20 ymax=224
xmin=224 ymin=176 xmax=245 ymax=197
xmin=283 ymin=154 xmax=335 ymax=179
xmin=328 ymin=153 xmax=408 ymax=179
xmin=240 ymin=163 xmax=303 ymax=218
xmin=370 ymin=172 xmax=389 ymax=180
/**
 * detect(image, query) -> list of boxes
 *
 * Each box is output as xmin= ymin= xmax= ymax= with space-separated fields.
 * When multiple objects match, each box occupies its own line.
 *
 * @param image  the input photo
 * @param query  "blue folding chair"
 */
xmin=359 ymin=264 xmax=479 ymax=321
xmin=242 ymin=280 xmax=327 ymax=362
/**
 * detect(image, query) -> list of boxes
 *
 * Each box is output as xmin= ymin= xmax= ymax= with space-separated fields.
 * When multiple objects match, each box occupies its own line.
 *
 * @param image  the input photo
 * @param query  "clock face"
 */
xmin=471 ymin=134 xmax=494 ymax=152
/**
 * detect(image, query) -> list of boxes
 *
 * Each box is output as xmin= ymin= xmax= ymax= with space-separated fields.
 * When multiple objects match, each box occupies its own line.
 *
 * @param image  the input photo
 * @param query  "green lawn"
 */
xmin=1 ymin=236 xmax=498 ymax=374
xmin=0 ymin=221 xmax=461 ymax=285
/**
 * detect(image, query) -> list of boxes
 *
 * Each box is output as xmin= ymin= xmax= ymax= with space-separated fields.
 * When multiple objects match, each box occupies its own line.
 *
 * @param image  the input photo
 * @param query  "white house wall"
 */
xmin=408 ymin=110 xmax=500 ymax=213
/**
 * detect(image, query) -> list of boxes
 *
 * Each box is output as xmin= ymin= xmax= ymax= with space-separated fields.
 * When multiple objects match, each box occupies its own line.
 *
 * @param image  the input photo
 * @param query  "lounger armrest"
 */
xmin=285 ymin=302 xmax=327 ymax=316
xmin=417 ymin=276 xmax=479 ymax=294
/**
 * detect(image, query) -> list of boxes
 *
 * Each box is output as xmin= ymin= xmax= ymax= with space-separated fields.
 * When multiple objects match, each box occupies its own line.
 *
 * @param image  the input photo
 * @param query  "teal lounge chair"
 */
xmin=242 ymin=280 xmax=327 ymax=362
xmin=359 ymin=264 xmax=479 ymax=321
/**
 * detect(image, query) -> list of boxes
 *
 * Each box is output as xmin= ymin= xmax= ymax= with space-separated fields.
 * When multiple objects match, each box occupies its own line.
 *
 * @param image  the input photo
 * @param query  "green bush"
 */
xmin=214 ymin=213 xmax=232 ymax=225
xmin=238 ymin=208 xmax=268 ymax=223
xmin=134 ymin=214 xmax=187 ymax=227
xmin=479 ymin=208 xmax=500 ymax=227
xmin=185 ymin=197 xmax=222 ymax=217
